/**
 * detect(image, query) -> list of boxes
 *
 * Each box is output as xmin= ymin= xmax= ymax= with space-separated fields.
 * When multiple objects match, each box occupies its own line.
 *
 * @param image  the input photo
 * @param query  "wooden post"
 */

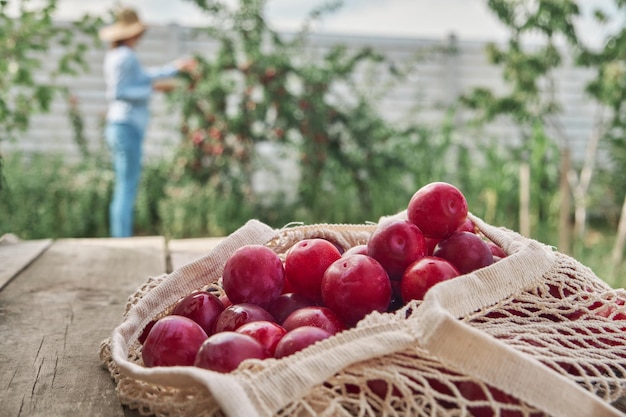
xmin=610 ymin=194 xmax=626 ymax=285
xmin=519 ymin=162 xmax=530 ymax=237
xmin=559 ymin=148 xmax=571 ymax=254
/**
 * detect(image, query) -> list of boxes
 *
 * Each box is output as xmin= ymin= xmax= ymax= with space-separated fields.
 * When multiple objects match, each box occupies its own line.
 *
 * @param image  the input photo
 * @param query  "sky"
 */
xmin=11 ymin=0 xmax=625 ymax=46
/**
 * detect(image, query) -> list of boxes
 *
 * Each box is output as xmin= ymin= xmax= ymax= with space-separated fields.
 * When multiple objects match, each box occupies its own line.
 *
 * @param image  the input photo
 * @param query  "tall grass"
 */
xmin=0 ymin=153 xmax=111 ymax=239
xmin=1 ymin=138 xmax=624 ymax=288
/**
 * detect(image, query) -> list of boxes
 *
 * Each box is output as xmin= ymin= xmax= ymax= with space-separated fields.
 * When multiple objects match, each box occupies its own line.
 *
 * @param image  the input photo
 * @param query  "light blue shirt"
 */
xmin=104 ymin=45 xmax=178 ymax=132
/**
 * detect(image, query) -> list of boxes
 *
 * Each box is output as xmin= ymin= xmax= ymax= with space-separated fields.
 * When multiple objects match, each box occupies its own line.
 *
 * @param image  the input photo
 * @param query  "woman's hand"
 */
xmin=153 ymin=79 xmax=179 ymax=93
xmin=175 ymin=57 xmax=197 ymax=74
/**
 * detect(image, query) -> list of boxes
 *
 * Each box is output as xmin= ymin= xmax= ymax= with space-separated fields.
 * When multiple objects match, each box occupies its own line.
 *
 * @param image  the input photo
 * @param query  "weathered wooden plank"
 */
xmin=167 ymin=237 xmax=225 ymax=271
xmin=613 ymin=396 xmax=626 ymax=412
xmin=0 ymin=236 xmax=167 ymax=417
xmin=0 ymin=234 xmax=52 ymax=291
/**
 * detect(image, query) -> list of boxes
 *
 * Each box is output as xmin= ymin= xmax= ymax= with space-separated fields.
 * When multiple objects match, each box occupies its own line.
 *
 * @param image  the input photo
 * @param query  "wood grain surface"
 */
xmin=0 ymin=237 xmax=166 ymax=417
xmin=0 ymin=236 xmax=52 ymax=291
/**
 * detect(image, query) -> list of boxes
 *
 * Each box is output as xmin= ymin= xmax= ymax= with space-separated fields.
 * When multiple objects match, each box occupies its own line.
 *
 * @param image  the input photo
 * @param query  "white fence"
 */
xmin=2 ymin=23 xmax=601 ymax=164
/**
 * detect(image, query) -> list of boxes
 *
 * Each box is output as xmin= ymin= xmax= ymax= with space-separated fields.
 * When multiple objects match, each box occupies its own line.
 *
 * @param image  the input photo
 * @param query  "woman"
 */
xmin=99 ymin=7 xmax=195 ymax=237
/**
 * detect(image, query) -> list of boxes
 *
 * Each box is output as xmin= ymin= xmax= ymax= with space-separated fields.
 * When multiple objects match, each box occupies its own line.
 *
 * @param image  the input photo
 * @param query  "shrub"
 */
xmin=0 ymin=153 xmax=111 ymax=239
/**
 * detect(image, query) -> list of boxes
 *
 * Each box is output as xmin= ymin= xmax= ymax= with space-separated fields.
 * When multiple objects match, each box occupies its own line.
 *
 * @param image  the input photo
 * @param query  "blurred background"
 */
xmin=2 ymin=0 xmax=626 ymax=286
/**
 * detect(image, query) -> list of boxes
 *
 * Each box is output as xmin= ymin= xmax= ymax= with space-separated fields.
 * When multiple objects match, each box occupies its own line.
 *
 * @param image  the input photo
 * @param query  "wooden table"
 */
xmin=2 ymin=234 xmax=626 ymax=416
xmin=0 ymin=234 xmax=223 ymax=417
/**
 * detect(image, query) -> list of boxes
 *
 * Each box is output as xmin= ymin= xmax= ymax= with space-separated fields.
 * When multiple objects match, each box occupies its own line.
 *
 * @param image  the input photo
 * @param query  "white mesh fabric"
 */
xmin=100 ymin=216 xmax=626 ymax=417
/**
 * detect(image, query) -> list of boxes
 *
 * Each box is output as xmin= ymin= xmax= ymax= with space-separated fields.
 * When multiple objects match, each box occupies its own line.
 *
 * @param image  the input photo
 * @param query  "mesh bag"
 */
xmin=99 ymin=213 xmax=626 ymax=417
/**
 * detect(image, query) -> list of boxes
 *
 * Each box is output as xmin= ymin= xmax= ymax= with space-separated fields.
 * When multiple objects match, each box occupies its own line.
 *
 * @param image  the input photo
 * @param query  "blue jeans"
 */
xmin=106 ymin=122 xmax=145 ymax=237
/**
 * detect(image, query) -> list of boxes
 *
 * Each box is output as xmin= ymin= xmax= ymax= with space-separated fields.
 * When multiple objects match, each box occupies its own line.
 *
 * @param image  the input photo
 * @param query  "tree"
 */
xmin=461 ymin=0 xmax=626 ymax=254
xmin=577 ymin=1 xmax=626 ymax=279
xmin=167 ymin=0 xmax=441 ymax=227
xmin=0 ymin=0 xmax=101 ymax=187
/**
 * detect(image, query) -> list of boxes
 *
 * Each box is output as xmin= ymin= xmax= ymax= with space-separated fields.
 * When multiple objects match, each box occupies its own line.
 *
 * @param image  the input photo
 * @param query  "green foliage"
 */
xmin=1 ymin=0 xmax=467 ymax=239
xmin=0 ymin=0 xmax=102 ymax=141
xmin=133 ymin=160 xmax=170 ymax=236
xmin=526 ymin=122 xmax=560 ymax=223
xmin=0 ymin=153 xmax=111 ymax=239
xmin=3 ymin=148 xmax=623 ymax=282
xmin=160 ymin=0 xmax=457 ymax=231
xmin=486 ymin=0 xmax=579 ymax=41
xmin=158 ymin=180 xmax=257 ymax=238
xmin=461 ymin=0 xmax=611 ymax=242
xmin=576 ymin=6 xmax=626 ymax=204
xmin=4 ymin=0 xmax=626 ymax=286
xmin=464 ymin=1 xmax=580 ymax=127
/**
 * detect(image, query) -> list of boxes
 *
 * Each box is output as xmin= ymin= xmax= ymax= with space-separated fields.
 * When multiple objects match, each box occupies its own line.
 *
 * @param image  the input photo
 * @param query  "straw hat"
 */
xmin=99 ymin=7 xmax=147 ymax=42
